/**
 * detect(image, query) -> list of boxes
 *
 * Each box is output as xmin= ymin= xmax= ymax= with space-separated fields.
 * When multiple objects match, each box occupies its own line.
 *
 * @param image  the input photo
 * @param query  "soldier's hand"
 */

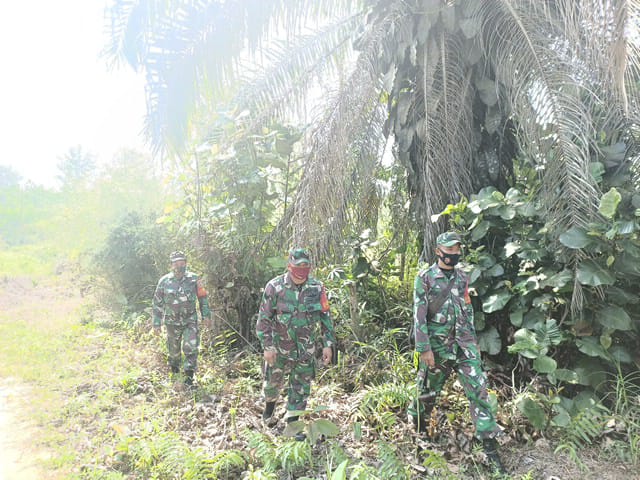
xmin=420 ymin=350 xmax=435 ymax=368
xmin=152 ymin=325 xmax=162 ymax=336
xmin=322 ymin=347 xmax=333 ymax=366
xmin=203 ymin=316 xmax=213 ymax=330
xmin=264 ymin=350 xmax=277 ymax=367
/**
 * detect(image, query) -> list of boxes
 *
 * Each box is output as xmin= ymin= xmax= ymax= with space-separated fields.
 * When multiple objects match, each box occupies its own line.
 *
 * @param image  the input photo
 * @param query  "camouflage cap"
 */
xmin=436 ymin=232 xmax=463 ymax=247
xmin=169 ymin=250 xmax=187 ymax=262
xmin=288 ymin=248 xmax=311 ymax=265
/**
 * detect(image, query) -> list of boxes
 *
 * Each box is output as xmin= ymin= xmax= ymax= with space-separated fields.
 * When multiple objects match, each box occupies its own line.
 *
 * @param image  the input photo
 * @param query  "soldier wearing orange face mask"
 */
xmin=256 ymin=248 xmax=335 ymax=438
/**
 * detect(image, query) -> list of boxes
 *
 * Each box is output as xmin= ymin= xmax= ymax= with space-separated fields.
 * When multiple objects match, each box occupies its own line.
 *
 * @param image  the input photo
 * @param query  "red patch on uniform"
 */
xmin=197 ymin=279 xmax=208 ymax=298
xmin=320 ymin=287 xmax=330 ymax=312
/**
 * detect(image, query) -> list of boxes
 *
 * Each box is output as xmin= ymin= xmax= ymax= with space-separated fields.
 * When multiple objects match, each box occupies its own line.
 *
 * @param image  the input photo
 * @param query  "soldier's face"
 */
xmin=437 ymin=244 xmax=461 ymax=255
xmin=172 ymin=260 xmax=187 ymax=276
xmin=288 ymin=261 xmax=311 ymax=284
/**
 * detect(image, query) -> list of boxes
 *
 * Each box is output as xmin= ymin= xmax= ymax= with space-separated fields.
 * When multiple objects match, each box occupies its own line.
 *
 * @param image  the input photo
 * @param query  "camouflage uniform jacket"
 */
xmin=256 ymin=273 xmax=335 ymax=361
xmin=152 ymin=271 xmax=211 ymax=326
xmin=413 ymin=263 xmax=476 ymax=360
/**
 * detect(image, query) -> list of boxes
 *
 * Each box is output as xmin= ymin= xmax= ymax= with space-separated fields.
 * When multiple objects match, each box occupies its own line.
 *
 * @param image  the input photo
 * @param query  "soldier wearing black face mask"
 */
xmin=152 ymin=251 xmax=212 ymax=388
xmin=409 ymin=232 xmax=506 ymax=475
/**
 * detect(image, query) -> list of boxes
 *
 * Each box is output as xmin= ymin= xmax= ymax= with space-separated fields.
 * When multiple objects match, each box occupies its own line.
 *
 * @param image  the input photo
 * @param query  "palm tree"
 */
xmin=106 ymin=0 xmax=640 ymax=262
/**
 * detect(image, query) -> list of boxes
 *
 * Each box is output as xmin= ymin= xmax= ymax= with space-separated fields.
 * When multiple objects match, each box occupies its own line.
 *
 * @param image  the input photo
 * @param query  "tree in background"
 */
xmin=0 ymin=165 xmax=22 ymax=188
xmin=56 ymin=145 xmax=97 ymax=190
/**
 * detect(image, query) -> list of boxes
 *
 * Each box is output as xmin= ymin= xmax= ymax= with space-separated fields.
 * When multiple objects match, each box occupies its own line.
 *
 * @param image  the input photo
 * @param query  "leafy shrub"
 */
xmin=93 ymin=212 xmax=170 ymax=313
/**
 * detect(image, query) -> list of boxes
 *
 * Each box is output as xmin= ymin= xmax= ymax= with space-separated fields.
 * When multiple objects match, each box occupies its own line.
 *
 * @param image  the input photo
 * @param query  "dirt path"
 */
xmin=0 ymin=275 xmax=81 ymax=480
xmin=0 ymin=379 xmax=50 ymax=480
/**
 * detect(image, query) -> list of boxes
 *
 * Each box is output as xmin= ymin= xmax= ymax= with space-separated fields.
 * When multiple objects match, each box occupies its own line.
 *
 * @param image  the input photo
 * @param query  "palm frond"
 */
xmin=481 ymin=1 xmax=602 ymax=233
xmin=278 ymin=5 xmax=412 ymax=256
xmin=234 ymin=14 xmax=363 ymax=128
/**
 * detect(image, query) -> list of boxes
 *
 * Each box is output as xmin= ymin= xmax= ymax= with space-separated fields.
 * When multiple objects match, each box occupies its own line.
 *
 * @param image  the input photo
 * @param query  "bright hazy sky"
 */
xmin=0 ymin=1 xmax=148 ymax=187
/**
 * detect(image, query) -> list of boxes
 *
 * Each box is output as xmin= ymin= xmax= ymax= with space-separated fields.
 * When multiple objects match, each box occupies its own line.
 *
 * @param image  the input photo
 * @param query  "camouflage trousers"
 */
xmin=411 ymin=347 xmax=499 ymax=440
xmin=263 ymin=354 xmax=316 ymax=413
xmin=165 ymin=322 xmax=199 ymax=372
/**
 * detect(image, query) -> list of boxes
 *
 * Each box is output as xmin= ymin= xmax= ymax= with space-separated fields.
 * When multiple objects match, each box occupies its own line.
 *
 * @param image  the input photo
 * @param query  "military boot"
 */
xmin=286 ymin=415 xmax=306 ymax=442
xmin=409 ymin=395 xmax=435 ymax=434
xmin=184 ymin=370 xmax=195 ymax=388
xmin=262 ymin=401 xmax=277 ymax=427
xmin=482 ymin=438 xmax=506 ymax=475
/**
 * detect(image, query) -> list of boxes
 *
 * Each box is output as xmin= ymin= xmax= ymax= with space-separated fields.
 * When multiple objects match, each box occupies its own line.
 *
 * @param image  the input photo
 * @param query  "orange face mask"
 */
xmin=288 ymin=264 xmax=311 ymax=282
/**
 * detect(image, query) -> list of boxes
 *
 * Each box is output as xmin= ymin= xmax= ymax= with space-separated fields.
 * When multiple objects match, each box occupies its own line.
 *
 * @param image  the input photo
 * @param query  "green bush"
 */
xmin=94 ymin=212 xmax=170 ymax=312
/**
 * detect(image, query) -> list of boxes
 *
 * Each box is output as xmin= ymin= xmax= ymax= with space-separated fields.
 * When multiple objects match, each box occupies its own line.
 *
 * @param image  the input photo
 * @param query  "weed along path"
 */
xmin=0 ymin=275 xmax=84 ymax=479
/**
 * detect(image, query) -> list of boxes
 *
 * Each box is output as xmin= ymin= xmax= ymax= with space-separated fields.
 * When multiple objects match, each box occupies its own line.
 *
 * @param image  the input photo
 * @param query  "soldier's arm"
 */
xmin=413 ymin=273 xmax=432 ymax=353
xmin=196 ymin=277 xmax=211 ymax=319
xmin=256 ymin=283 xmax=277 ymax=352
xmin=152 ymin=279 xmax=165 ymax=327
xmin=318 ymin=285 xmax=335 ymax=347
xmin=463 ymin=277 xmax=475 ymax=330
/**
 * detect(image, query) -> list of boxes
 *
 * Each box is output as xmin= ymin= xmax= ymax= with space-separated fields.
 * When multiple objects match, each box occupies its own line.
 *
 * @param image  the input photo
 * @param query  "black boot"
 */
xmin=184 ymin=370 xmax=195 ymax=388
xmin=262 ymin=401 xmax=277 ymax=426
xmin=287 ymin=415 xmax=306 ymax=441
xmin=482 ymin=438 xmax=506 ymax=475
xmin=409 ymin=397 xmax=435 ymax=434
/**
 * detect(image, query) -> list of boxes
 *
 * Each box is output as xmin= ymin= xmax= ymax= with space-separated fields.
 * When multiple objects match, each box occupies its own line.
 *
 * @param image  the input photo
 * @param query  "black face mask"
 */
xmin=437 ymin=252 xmax=461 ymax=267
xmin=174 ymin=265 xmax=187 ymax=275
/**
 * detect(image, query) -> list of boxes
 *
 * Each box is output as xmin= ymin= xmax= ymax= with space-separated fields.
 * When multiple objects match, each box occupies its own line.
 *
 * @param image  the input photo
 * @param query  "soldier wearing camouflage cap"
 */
xmin=256 ymin=248 xmax=335 ymax=438
xmin=409 ymin=232 xmax=505 ymax=474
xmin=152 ymin=250 xmax=212 ymax=388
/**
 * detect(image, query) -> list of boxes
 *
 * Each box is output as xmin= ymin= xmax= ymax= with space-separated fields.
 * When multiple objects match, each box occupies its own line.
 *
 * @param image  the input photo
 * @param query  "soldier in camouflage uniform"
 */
xmin=410 ymin=232 xmax=505 ymax=473
xmin=256 ymin=248 xmax=335 ymax=434
xmin=152 ymin=251 xmax=211 ymax=387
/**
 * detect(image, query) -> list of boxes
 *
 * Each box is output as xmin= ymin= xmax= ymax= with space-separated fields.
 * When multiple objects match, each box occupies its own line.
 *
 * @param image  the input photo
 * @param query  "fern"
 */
xmin=117 ymin=431 xmax=217 ymax=479
xmin=275 ymin=440 xmax=313 ymax=474
xmin=245 ymin=429 xmax=278 ymax=473
xmin=377 ymin=441 xmax=409 ymax=480
xmin=555 ymin=402 xmax=610 ymax=467
xmin=356 ymin=382 xmax=413 ymax=431
xmin=210 ymin=450 xmax=247 ymax=479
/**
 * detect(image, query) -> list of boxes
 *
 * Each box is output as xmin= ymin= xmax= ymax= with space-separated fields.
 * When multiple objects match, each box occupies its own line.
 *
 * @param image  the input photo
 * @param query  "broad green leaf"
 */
xmin=553 ymin=369 xmax=579 ymax=384
xmin=596 ymin=305 xmax=632 ymax=331
xmin=516 ymin=397 xmax=546 ymax=430
xmin=551 ymin=406 xmax=571 ymax=427
xmin=576 ymin=337 xmax=609 ymax=360
xmin=471 ymin=220 xmax=490 ymax=241
xmin=504 ymin=241 xmax=520 ymax=257
xmin=313 ymin=419 xmax=340 ymax=437
xmin=542 ymin=269 xmax=573 ymax=289
xmin=477 ymin=326 xmax=501 ymax=355
xmin=576 ymin=259 xmax=615 ymax=286
xmin=331 ymin=459 xmax=348 ymax=480
xmin=509 ymin=309 xmax=524 ymax=327
xmin=609 ymin=346 xmax=632 ymax=364
xmin=486 ymin=264 xmax=504 ymax=277
xmin=589 ymin=162 xmax=605 ymax=183
xmin=482 ymin=292 xmax=512 ymax=313
xmin=599 ymin=188 xmax=621 ymax=219
xmin=283 ymin=420 xmax=305 ymax=436
xmin=508 ymin=328 xmax=541 ymax=358
xmin=498 ymin=205 xmax=516 ymax=220
xmin=559 ymin=227 xmax=590 ymax=249
xmin=533 ymin=355 xmax=557 ymax=374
